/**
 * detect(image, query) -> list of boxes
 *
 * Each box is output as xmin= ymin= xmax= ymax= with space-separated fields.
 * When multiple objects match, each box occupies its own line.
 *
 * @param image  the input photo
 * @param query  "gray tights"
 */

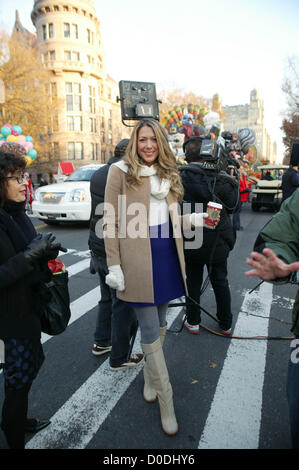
xmin=133 ymin=303 xmax=168 ymax=344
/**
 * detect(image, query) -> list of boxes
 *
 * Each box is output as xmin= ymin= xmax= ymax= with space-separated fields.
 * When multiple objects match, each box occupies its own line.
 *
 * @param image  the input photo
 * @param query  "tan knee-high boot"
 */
xmin=141 ymin=338 xmax=178 ymax=436
xmin=143 ymin=324 xmax=167 ymax=403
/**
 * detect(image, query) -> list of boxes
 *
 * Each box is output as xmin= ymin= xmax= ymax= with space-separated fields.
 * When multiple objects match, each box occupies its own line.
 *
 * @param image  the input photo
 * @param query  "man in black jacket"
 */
xmin=180 ymin=137 xmax=239 ymax=335
xmin=88 ymin=140 xmax=143 ymax=370
xmin=282 ymin=141 xmax=299 ymax=202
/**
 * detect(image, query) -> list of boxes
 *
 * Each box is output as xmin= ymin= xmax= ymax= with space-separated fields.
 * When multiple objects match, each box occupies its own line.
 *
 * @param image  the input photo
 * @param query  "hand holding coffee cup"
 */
xmin=204 ymin=202 xmax=222 ymax=229
xmin=190 ymin=212 xmax=208 ymax=227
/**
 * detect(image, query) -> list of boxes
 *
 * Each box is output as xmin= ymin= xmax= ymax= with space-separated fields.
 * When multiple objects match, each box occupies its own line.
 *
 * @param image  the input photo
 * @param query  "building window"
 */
xmin=67 ymin=116 xmax=82 ymax=132
xmin=101 ymin=131 xmax=105 ymax=143
xmin=90 ymin=118 xmax=96 ymax=133
xmin=89 ymin=86 xmax=96 ymax=114
xmin=108 ymin=109 xmax=112 ymax=130
xmin=91 ymin=143 xmax=96 ymax=160
xmin=51 ymin=82 xmax=57 ymax=96
xmin=72 ymin=24 xmax=78 ymax=38
xmin=68 ymin=142 xmax=83 ymax=160
xmin=42 ymin=25 xmax=47 ymax=40
xmin=87 ymin=29 xmax=91 ymax=43
xmin=108 ymin=133 xmax=112 ymax=144
xmin=64 ymin=50 xmax=71 ymax=61
xmin=100 ymin=107 xmax=105 ymax=128
xmin=64 ymin=23 xmax=70 ymax=37
xmin=48 ymin=23 xmax=54 ymax=38
xmin=72 ymin=51 xmax=80 ymax=61
xmin=49 ymin=50 xmax=56 ymax=60
xmin=53 ymin=142 xmax=60 ymax=159
xmin=66 ymin=82 xmax=82 ymax=112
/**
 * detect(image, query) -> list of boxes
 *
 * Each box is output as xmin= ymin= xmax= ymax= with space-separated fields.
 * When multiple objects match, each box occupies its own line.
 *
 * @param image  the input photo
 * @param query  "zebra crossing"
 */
xmin=0 ymin=248 xmax=294 ymax=449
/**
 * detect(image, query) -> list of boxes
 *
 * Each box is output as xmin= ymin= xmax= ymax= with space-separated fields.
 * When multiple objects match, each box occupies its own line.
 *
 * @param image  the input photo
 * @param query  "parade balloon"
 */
xmin=17 ymin=135 xmax=26 ymax=142
xmin=11 ymin=129 xmax=19 ymax=136
xmin=27 ymin=149 xmax=37 ymax=159
xmin=24 ymin=142 xmax=33 ymax=152
xmin=6 ymin=134 xmax=18 ymax=142
xmin=1 ymin=126 xmax=11 ymax=138
xmin=12 ymin=125 xmax=22 ymax=135
xmin=4 ymin=123 xmax=12 ymax=130
xmin=25 ymin=136 xmax=33 ymax=142
xmin=25 ymin=156 xmax=33 ymax=166
xmin=18 ymin=140 xmax=26 ymax=147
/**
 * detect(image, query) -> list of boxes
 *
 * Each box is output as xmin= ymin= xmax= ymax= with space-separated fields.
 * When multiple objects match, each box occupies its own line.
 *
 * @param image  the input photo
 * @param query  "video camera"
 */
xmin=183 ymin=136 xmax=238 ymax=175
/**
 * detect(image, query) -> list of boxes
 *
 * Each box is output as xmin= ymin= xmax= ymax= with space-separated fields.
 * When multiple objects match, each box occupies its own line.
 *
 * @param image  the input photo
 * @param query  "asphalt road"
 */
xmin=0 ymin=202 xmax=297 ymax=457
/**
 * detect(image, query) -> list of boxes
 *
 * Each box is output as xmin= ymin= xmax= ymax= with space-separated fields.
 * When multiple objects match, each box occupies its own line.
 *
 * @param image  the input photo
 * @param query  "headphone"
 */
xmin=182 ymin=135 xmax=207 ymax=153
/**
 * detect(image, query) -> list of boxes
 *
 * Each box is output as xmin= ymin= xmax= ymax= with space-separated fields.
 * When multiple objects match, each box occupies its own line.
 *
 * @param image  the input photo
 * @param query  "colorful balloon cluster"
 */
xmin=0 ymin=123 xmax=37 ymax=166
xmin=162 ymin=105 xmax=209 ymax=132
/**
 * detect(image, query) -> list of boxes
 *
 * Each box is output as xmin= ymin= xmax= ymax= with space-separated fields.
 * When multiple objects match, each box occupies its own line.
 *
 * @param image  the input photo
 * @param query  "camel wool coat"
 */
xmin=103 ymin=164 xmax=188 ymax=303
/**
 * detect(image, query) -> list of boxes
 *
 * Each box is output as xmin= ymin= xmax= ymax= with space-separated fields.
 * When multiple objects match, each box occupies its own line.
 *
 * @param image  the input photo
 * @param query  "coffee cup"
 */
xmin=204 ymin=201 xmax=222 ymax=229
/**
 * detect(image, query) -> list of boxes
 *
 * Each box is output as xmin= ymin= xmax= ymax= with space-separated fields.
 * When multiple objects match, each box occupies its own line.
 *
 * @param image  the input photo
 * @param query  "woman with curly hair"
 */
xmin=103 ymin=119 xmax=206 ymax=436
xmin=0 ymin=144 xmax=65 ymax=448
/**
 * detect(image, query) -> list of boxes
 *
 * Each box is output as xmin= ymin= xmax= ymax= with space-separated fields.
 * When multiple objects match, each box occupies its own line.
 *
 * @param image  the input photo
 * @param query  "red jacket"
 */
xmin=239 ymin=174 xmax=250 ymax=202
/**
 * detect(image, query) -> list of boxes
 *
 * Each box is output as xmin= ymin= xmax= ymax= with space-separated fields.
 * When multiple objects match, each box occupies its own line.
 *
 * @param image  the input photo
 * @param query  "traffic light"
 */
xmin=118 ymin=80 xmax=160 ymax=124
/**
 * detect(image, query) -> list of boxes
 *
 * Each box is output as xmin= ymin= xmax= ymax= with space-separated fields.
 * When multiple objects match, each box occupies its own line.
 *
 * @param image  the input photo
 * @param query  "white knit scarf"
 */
xmin=114 ymin=161 xmax=170 ymax=200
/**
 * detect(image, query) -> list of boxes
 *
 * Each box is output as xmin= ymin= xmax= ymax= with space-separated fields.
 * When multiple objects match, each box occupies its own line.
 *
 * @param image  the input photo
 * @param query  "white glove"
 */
xmin=190 ymin=212 xmax=208 ymax=227
xmin=105 ymin=265 xmax=125 ymax=291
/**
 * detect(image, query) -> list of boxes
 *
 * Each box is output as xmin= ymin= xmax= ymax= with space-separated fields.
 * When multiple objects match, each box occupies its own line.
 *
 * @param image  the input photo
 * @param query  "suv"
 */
xmin=32 ymin=164 xmax=104 ymax=225
xmin=251 ymin=164 xmax=288 ymax=212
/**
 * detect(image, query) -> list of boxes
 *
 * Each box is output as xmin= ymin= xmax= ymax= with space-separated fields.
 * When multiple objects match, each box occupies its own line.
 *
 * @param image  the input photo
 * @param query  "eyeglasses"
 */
xmin=5 ymin=174 xmax=26 ymax=184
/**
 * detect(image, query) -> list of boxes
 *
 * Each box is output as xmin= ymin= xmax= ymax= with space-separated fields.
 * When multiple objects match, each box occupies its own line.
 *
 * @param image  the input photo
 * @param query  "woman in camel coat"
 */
xmin=103 ymin=118 xmax=206 ymax=436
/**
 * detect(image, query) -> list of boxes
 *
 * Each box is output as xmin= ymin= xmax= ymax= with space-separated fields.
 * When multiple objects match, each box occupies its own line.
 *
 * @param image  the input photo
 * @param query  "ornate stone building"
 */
xmin=13 ymin=0 xmax=128 ymax=177
xmin=222 ymin=89 xmax=277 ymax=164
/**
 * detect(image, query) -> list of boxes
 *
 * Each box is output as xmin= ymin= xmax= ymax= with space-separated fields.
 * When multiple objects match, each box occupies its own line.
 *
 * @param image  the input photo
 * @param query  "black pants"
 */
xmin=92 ymin=254 xmax=138 ymax=366
xmin=185 ymin=259 xmax=232 ymax=330
xmin=1 ymin=382 xmax=31 ymax=449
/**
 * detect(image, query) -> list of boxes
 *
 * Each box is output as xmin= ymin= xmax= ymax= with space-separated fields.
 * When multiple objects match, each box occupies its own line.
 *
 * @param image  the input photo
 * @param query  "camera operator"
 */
xmin=179 ymin=137 xmax=239 ymax=335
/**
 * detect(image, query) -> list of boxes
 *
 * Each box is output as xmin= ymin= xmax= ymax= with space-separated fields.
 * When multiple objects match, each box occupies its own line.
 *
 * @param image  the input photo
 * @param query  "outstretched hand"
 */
xmin=245 ymin=248 xmax=299 ymax=281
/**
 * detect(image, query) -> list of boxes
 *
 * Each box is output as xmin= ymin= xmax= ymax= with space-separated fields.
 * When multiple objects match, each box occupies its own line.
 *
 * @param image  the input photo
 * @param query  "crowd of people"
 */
xmin=0 ymin=119 xmax=298 ymax=449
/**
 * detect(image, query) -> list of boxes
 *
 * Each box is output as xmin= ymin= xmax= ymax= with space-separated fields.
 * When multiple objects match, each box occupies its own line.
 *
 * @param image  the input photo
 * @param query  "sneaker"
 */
xmin=220 ymin=328 xmax=232 ymax=336
xmin=110 ymin=353 xmax=144 ymax=371
xmin=184 ymin=319 xmax=200 ymax=335
xmin=92 ymin=344 xmax=112 ymax=356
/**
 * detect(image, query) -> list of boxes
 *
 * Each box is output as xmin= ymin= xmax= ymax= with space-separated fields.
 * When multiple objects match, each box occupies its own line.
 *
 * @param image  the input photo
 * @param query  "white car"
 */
xmin=32 ymin=164 xmax=104 ymax=225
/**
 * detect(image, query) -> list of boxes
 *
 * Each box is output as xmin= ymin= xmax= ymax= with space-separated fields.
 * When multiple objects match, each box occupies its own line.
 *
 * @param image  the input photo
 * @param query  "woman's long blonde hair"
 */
xmin=125 ymin=119 xmax=184 ymax=202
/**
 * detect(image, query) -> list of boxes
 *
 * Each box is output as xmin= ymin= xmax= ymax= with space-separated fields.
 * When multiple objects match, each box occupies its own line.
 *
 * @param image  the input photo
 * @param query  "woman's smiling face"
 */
xmin=137 ymin=125 xmax=159 ymax=166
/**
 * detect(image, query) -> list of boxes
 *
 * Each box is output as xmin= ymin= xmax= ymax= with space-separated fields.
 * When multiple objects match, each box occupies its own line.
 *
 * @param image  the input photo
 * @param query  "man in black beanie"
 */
xmin=88 ymin=140 xmax=143 ymax=370
xmin=282 ymin=141 xmax=299 ymax=202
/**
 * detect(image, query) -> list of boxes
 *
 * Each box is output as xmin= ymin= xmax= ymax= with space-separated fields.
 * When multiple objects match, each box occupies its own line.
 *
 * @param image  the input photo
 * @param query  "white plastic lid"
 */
xmin=207 ymin=202 xmax=222 ymax=209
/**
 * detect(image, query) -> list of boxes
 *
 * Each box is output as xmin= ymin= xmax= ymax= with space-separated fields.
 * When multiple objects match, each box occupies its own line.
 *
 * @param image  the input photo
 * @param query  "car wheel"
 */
xmin=251 ymin=202 xmax=260 ymax=212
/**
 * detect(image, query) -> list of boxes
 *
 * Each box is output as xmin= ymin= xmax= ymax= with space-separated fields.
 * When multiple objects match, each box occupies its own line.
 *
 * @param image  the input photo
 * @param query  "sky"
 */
xmin=0 ymin=0 xmax=298 ymax=162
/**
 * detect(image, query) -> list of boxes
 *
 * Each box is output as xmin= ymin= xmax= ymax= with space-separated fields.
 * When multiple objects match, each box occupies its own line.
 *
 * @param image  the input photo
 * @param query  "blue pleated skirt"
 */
xmin=126 ymin=221 xmax=185 ymax=307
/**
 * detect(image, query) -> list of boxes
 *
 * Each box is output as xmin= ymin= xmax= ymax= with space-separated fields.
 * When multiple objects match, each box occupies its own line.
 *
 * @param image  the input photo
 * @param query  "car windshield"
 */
xmin=65 ymin=167 xmax=98 ymax=182
xmin=261 ymin=169 xmax=284 ymax=180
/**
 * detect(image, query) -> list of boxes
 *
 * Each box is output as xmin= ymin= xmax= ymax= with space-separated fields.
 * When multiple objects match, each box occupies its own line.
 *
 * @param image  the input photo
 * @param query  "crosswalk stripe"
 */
xmin=198 ymin=281 xmax=273 ymax=449
xmin=26 ymin=305 xmax=183 ymax=449
xmin=67 ymin=258 xmax=90 ymax=277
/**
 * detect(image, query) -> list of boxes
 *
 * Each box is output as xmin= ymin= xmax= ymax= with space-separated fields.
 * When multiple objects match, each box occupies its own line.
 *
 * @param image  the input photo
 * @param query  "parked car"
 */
xmin=32 ymin=164 xmax=104 ymax=225
xmin=251 ymin=164 xmax=288 ymax=212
